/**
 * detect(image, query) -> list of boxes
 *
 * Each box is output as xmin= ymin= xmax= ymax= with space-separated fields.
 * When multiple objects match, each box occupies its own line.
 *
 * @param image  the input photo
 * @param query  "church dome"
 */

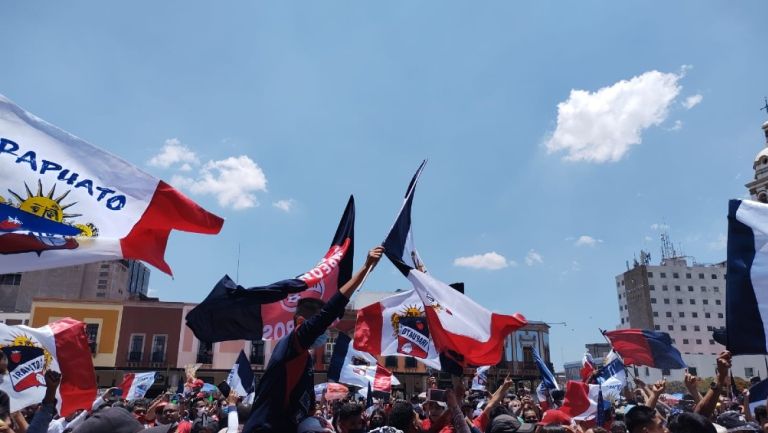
xmin=755 ymin=147 xmax=768 ymax=166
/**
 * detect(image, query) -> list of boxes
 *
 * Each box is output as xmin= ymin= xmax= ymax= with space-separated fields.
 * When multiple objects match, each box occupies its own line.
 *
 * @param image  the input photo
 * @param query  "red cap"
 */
xmin=192 ymin=379 xmax=204 ymax=387
xmin=540 ymin=409 xmax=573 ymax=426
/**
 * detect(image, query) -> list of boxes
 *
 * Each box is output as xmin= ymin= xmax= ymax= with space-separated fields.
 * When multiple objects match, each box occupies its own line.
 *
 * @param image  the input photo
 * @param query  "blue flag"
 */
xmin=533 ymin=347 xmax=558 ymax=390
xmin=227 ymin=350 xmax=255 ymax=396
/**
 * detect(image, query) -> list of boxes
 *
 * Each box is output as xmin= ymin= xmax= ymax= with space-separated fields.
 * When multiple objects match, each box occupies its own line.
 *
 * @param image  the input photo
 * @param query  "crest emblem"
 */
xmin=390 ymin=304 xmax=431 ymax=359
xmin=0 ymin=179 xmax=97 ymax=256
xmin=0 ymin=334 xmax=53 ymax=392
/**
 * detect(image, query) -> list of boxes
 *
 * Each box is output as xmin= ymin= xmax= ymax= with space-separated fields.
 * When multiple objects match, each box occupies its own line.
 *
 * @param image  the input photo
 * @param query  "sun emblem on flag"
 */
xmin=0 ymin=179 xmax=98 ymax=256
xmin=390 ymin=304 xmax=424 ymax=338
xmin=0 ymin=334 xmax=54 ymax=392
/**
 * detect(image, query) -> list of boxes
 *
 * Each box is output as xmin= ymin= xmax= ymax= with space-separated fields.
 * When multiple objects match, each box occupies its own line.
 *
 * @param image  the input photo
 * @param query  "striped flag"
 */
xmin=226 ymin=350 xmax=255 ymax=396
xmin=0 ymin=94 xmax=223 ymax=275
xmin=726 ymin=199 xmax=768 ymax=354
xmin=119 ymin=372 xmax=156 ymax=401
xmin=329 ymin=333 xmax=400 ymax=393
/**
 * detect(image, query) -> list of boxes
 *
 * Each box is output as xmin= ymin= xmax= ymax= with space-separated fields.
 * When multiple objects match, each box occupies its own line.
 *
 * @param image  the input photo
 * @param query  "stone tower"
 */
xmin=745 ymin=121 xmax=768 ymax=202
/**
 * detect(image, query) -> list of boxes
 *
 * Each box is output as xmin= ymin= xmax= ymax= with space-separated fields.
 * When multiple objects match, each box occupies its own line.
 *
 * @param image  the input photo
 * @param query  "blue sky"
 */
xmin=2 ymin=1 xmax=767 ymax=369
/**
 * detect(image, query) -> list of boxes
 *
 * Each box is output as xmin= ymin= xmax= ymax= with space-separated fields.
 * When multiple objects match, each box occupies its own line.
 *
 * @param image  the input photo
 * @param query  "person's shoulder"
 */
xmin=368 ymin=427 xmax=404 ymax=433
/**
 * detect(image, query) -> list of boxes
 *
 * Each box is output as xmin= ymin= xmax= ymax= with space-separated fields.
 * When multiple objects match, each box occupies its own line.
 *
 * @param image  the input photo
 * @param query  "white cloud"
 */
xmin=709 ymin=234 xmax=727 ymax=251
xmin=571 ymin=261 xmax=581 ymax=272
xmin=669 ymin=120 xmax=683 ymax=131
xmin=651 ymin=223 xmax=670 ymax=231
xmin=644 ymin=236 xmax=654 ymax=242
xmin=574 ymin=235 xmax=602 ymax=247
xmin=173 ymin=155 xmax=268 ymax=210
xmin=148 ymin=138 xmax=200 ymax=169
xmin=682 ymin=94 xmax=703 ymax=109
xmin=453 ymin=252 xmax=513 ymax=270
xmin=525 ymin=250 xmax=543 ymax=266
xmin=273 ymin=199 xmax=296 ymax=213
xmin=546 ymin=69 xmax=684 ymax=163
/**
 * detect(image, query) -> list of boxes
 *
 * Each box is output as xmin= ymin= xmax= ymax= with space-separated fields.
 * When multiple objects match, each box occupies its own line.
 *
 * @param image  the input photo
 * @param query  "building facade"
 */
xmin=615 ymin=256 xmax=766 ymax=381
xmin=0 ymin=260 xmax=149 ymax=312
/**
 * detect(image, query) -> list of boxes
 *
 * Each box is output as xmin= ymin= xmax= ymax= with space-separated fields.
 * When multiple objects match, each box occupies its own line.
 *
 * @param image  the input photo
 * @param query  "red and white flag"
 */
xmin=353 ymin=289 xmax=441 ymax=370
xmin=407 ymin=270 xmax=527 ymax=366
xmin=580 ymin=352 xmax=596 ymax=382
xmin=119 ymin=371 xmax=156 ymax=401
xmin=559 ymin=381 xmax=599 ymax=421
xmin=0 ymin=94 xmax=223 ymax=275
xmin=0 ymin=318 xmax=97 ymax=416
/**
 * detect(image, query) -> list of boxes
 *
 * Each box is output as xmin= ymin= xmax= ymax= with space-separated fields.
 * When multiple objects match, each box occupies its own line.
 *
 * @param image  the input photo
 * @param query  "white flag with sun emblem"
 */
xmin=0 ymin=318 xmax=96 ymax=415
xmin=0 ymin=94 xmax=223 ymax=275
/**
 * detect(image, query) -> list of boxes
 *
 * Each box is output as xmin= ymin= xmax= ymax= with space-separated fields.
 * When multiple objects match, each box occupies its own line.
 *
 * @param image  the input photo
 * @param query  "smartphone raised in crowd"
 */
xmin=427 ymin=388 xmax=447 ymax=402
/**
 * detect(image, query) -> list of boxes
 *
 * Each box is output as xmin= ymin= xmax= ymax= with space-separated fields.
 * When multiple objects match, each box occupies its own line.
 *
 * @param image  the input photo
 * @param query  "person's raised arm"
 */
xmin=695 ymin=351 xmax=731 ymax=417
xmin=295 ymin=246 xmax=384 ymax=349
xmin=646 ymin=379 xmax=666 ymax=409
xmin=684 ymin=371 xmax=703 ymax=405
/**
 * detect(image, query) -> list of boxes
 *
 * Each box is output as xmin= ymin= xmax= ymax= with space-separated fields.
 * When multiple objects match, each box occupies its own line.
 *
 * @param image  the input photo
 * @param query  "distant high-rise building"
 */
xmin=0 ymin=260 xmax=150 ymax=312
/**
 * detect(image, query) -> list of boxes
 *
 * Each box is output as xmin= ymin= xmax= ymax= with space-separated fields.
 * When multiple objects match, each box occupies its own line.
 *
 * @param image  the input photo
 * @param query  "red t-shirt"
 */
xmin=422 ymin=418 xmax=456 ymax=433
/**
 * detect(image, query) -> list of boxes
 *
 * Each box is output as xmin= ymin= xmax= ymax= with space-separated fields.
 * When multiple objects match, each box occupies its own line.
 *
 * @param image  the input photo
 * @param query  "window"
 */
xmin=98 ymin=272 xmax=109 ymax=277
xmin=98 ymin=279 xmax=107 ymax=285
xmin=696 ymin=339 xmax=702 ymax=344
xmin=677 ymin=299 xmax=683 ymax=305
xmin=688 ymin=286 xmax=694 ymax=292
xmin=196 ymin=341 xmax=213 ymax=364
xmin=653 ymin=312 xmax=659 ymax=317
xmin=385 ymin=356 xmax=398 ymax=368
xmin=707 ymin=326 xmax=714 ymax=331
xmin=618 ymin=294 xmax=622 ymax=300
xmin=701 ymin=286 xmax=707 ymax=292
xmin=128 ymin=335 xmax=144 ymax=362
xmin=85 ymin=323 xmax=99 ymax=354
xmin=716 ymin=300 xmax=721 ymax=305
xmin=683 ymin=339 xmax=689 ymax=344
xmin=689 ymin=367 xmax=698 ymax=375
xmin=686 ymin=273 xmax=692 ymax=279
xmin=654 ymin=325 xmax=660 ymax=330
xmin=666 ymin=312 xmax=672 ymax=318
xmin=616 ymin=281 xmax=620 ymax=288
xmin=650 ymin=299 xmax=656 ymax=304
xmin=709 ymin=340 xmax=715 ymax=345
xmin=648 ymin=272 xmax=654 ymax=278
xmin=703 ymin=299 xmax=709 ymax=305
xmin=692 ymin=312 xmax=698 ymax=318
xmin=0 ymin=274 xmax=22 ymax=286
xmin=746 ymin=368 xmax=755 ymax=378
xmin=690 ymin=299 xmax=696 ymax=305
xmin=621 ymin=280 xmax=625 ymax=286
xmin=694 ymin=325 xmax=700 ymax=331
xmin=405 ymin=357 xmax=417 ymax=368
xmin=620 ymin=306 xmax=623 ymax=311
xmin=673 ymin=273 xmax=679 ymax=279
xmin=679 ymin=312 xmax=685 ymax=318
xmin=718 ymin=313 xmax=724 ymax=318
xmin=664 ymin=299 xmax=670 ymax=304
xmin=699 ymin=273 xmax=705 ymax=279
xmin=663 ymin=285 xmax=669 ymax=291
xmin=323 ymin=336 xmax=336 ymax=364
xmin=705 ymin=313 xmax=711 ymax=318
xmin=97 ymin=284 xmax=107 ymax=290
xmin=662 ymin=368 xmax=671 ymax=376
xmin=151 ymin=335 xmax=167 ymax=363
xmin=714 ymin=287 xmax=720 ymax=293
xmin=95 ymin=292 xmax=106 ymax=298
xmin=645 ymin=367 xmax=650 ymax=376
xmin=100 ymin=263 xmax=110 ymax=269
xmin=650 ymin=285 xmax=655 ymax=291
xmin=668 ymin=325 xmax=674 ymax=331
xmin=675 ymin=286 xmax=681 ymax=291
xmin=660 ymin=272 xmax=667 ymax=278
xmin=621 ymin=318 xmax=624 ymax=324
xmin=712 ymin=274 xmax=718 ymax=279
xmin=250 ymin=340 xmax=265 ymax=364
xmin=681 ymin=325 xmax=687 ymax=331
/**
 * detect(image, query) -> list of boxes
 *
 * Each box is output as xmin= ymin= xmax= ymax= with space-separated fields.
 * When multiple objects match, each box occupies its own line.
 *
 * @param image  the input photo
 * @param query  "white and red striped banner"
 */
xmin=0 ymin=94 xmax=223 ymax=275
xmin=0 ymin=318 xmax=96 ymax=416
xmin=119 ymin=371 xmax=156 ymax=401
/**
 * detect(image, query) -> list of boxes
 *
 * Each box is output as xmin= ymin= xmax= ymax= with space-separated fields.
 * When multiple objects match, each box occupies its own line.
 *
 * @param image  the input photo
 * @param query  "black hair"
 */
xmin=625 ymin=406 xmax=657 ymax=433
xmin=338 ymin=402 xmax=363 ymax=424
xmin=295 ymin=298 xmax=325 ymax=321
xmin=755 ymin=406 xmax=768 ymax=424
xmin=612 ymin=421 xmax=628 ymax=433
xmin=389 ymin=400 xmax=416 ymax=432
xmin=488 ymin=405 xmax=511 ymax=423
xmin=668 ymin=412 xmax=716 ymax=433
xmin=592 ymin=428 xmax=609 ymax=433
xmin=0 ymin=390 xmax=9 ymax=422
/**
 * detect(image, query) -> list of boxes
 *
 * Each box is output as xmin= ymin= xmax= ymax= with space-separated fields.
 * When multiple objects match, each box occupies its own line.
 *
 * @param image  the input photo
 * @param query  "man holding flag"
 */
xmin=244 ymin=246 xmax=384 ymax=433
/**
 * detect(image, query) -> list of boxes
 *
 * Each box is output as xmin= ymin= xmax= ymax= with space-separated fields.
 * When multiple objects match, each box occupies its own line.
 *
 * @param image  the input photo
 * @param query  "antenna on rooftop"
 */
xmin=660 ymin=231 xmax=681 ymax=260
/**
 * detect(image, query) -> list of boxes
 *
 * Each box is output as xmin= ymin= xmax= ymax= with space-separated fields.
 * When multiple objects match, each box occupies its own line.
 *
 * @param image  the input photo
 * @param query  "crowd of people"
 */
xmin=1 ymin=248 xmax=766 ymax=433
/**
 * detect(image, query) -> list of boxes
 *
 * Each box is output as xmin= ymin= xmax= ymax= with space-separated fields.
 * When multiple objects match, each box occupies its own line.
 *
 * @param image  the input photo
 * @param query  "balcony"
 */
xmin=150 ymin=352 xmax=165 ymax=363
xmin=128 ymin=351 xmax=143 ymax=362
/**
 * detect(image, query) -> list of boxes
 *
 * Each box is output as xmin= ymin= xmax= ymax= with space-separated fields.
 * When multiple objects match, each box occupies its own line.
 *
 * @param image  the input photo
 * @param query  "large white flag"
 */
xmin=119 ymin=372 xmax=156 ymax=401
xmin=0 ymin=94 xmax=223 ymax=275
xmin=0 ymin=318 xmax=96 ymax=416
xmin=353 ymin=289 xmax=441 ymax=370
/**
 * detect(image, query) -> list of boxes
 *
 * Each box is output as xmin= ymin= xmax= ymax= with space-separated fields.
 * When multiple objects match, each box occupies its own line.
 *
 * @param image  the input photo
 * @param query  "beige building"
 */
xmin=0 ymin=260 xmax=149 ymax=312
